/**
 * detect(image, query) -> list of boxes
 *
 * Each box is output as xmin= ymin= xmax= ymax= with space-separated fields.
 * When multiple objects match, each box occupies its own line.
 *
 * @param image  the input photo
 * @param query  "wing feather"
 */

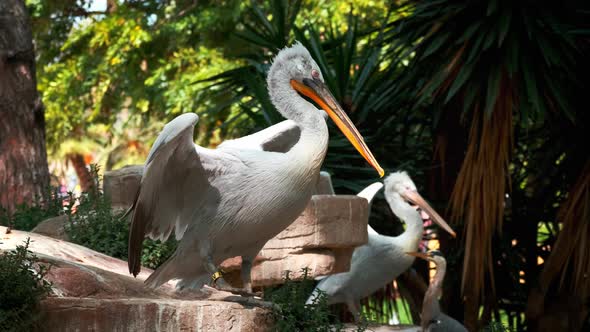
xmin=128 ymin=113 xmax=216 ymax=276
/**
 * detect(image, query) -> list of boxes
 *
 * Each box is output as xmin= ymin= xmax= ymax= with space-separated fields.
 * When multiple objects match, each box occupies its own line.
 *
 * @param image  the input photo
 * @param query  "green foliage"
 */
xmin=30 ymin=0 xmax=392 ymax=170
xmin=481 ymin=321 xmax=514 ymax=332
xmin=362 ymin=296 xmax=413 ymax=325
xmin=65 ymin=189 xmax=130 ymax=259
xmin=139 ymin=237 xmax=177 ymax=270
xmin=0 ymin=163 xmax=175 ymax=270
xmin=380 ymin=1 xmax=590 ymax=329
xmin=264 ymin=269 xmax=364 ymax=332
xmin=388 ymin=1 xmax=586 ymax=126
xmin=31 ymin=0 xmax=245 ymax=166
xmin=0 ymin=188 xmax=63 ymax=231
xmin=65 ymin=166 xmax=176 ymax=269
xmin=0 ymin=239 xmax=52 ymax=332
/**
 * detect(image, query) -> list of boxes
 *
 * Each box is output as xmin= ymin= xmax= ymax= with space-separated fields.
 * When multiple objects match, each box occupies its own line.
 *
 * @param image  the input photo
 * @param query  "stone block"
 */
xmin=40 ymin=297 xmax=273 ymax=332
xmin=221 ymin=248 xmax=340 ymax=288
xmin=263 ymin=195 xmax=369 ymax=250
xmin=103 ymin=165 xmax=143 ymax=209
xmin=31 ymin=215 xmax=69 ymax=241
xmin=313 ymin=171 xmax=335 ymax=195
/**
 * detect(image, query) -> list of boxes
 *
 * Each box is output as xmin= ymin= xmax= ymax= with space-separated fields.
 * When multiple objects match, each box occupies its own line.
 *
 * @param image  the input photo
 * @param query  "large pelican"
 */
xmin=306 ymin=171 xmax=455 ymax=319
xmin=126 ymin=43 xmax=383 ymax=293
xmin=406 ymin=251 xmax=467 ymax=332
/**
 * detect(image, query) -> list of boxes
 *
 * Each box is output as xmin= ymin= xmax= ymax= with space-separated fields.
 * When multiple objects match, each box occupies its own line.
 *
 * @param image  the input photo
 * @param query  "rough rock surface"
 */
xmin=0 ymin=227 xmax=273 ymax=331
xmin=41 ymin=297 xmax=272 ymax=332
xmin=264 ymin=195 xmax=368 ymax=249
xmin=314 ymin=171 xmax=335 ymax=195
xmin=31 ymin=215 xmax=69 ymax=241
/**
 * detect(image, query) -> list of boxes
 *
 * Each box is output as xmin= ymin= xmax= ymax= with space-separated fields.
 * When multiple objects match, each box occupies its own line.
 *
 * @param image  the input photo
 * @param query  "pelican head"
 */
xmin=384 ymin=171 xmax=456 ymax=237
xmin=267 ymin=42 xmax=384 ymax=177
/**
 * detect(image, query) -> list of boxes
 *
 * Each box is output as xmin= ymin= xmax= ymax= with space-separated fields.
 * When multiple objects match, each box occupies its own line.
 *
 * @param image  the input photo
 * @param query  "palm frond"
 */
xmin=539 ymin=160 xmax=590 ymax=296
xmin=387 ymin=2 xmax=586 ymax=328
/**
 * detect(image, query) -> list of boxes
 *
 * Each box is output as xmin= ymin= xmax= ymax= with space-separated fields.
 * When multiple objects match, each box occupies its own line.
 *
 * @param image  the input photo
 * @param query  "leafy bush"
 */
xmin=65 ymin=189 xmax=130 ymax=259
xmin=0 ymin=187 xmax=65 ymax=231
xmin=0 ymin=238 xmax=52 ymax=332
xmin=65 ymin=166 xmax=176 ymax=269
xmin=481 ymin=322 xmax=514 ymax=332
xmin=140 ymin=238 xmax=177 ymax=270
xmin=66 ymin=192 xmax=175 ymax=269
xmin=264 ymin=269 xmax=366 ymax=332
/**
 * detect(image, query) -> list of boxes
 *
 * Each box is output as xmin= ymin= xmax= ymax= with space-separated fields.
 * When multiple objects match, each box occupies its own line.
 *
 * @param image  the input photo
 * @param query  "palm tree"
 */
xmin=387 ymin=1 xmax=589 ymax=330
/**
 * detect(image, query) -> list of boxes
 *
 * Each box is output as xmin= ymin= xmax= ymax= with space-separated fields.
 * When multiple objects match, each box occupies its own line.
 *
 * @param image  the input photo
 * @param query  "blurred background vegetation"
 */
xmin=4 ymin=0 xmax=589 ymax=330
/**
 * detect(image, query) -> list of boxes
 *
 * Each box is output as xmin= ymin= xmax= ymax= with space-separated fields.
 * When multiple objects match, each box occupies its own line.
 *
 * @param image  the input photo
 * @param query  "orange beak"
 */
xmin=291 ymin=78 xmax=384 ymax=177
xmin=400 ymin=190 xmax=456 ymax=237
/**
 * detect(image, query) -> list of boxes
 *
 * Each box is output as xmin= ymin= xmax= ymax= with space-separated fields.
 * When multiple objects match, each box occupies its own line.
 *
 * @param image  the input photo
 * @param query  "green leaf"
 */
xmin=420 ymin=32 xmax=450 ymax=59
xmin=486 ymin=0 xmax=498 ymax=16
xmin=462 ymin=83 xmax=479 ymax=117
xmin=505 ymin=34 xmax=519 ymax=77
xmin=482 ymin=26 xmax=497 ymax=50
xmin=445 ymin=61 xmax=474 ymax=103
xmin=466 ymin=28 xmax=486 ymax=63
xmin=521 ymin=58 xmax=541 ymax=114
xmin=497 ymin=10 xmax=512 ymax=47
xmin=484 ymin=65 xmax=501 ymax=118
xmin=417 ymin=70 xmax=448 ymax=105
xmin=543 ymin=71 xmax=575 ymax=122
xmin=457 ymin=22 xmax=482 ymax=44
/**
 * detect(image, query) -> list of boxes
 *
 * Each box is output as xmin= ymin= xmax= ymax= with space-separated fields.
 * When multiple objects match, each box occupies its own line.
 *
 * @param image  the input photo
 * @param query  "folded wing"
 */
xmin=218 ymin=120 xmax=301 ymax=153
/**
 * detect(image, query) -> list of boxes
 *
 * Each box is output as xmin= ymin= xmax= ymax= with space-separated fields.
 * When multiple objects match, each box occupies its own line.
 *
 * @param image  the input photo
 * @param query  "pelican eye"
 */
xmin=311 ymin=69 xmax=320 ymax=79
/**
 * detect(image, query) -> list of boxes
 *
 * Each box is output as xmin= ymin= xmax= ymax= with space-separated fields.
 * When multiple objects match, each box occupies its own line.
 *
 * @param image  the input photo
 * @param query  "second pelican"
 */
xmin=306 ymin=172 xmax=455 ymax=319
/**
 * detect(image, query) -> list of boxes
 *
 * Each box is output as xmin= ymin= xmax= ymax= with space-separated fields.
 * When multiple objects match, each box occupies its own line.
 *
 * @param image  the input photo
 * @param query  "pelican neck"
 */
xmin=395 ymin=210 xmax=424 ymax=252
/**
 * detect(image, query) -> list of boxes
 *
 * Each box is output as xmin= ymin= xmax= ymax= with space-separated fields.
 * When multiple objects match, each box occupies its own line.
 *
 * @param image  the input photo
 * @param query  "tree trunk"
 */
xmin=0 ymin=0 xmax=50 ymax=214
xmin=67 ymin=153 xmax=93 ymax=192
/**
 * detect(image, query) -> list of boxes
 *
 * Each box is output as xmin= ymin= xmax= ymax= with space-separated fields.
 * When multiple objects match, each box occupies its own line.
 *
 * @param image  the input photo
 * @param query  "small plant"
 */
xmin=264 ymin=268 xmax=366 ymax=332
xmin=65 ymin=165 xmax=176 ymax=269
xmin=0 ymin=238 xmax=52 ymax=332
xmin=481 ymin=321 xmax=514 ymax=332
xmin=65 ymin=186 xmax=130 ymax=260
xmin=0 ymin=187 xmax=65 ymax=231
xmin=140 ymin=238 xmax=177 ymax=269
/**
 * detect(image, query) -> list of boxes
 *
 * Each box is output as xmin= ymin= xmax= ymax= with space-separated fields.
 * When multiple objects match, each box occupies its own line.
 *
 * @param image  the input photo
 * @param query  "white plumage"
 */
xmin=127 ymin=43 xmax=383 ymax=292
xmin=307 ymin=171 xmax=455 ymax=319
